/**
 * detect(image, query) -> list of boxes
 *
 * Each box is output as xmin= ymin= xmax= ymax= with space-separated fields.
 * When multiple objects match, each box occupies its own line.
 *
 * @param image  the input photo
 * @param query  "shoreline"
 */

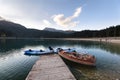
xmin=44 ymin=37 xmax=120 ymax=44
xmin=61 ymin=37 xmax=120 ymax=44
xmin=0 ymin=37 xmax=120 ymax=44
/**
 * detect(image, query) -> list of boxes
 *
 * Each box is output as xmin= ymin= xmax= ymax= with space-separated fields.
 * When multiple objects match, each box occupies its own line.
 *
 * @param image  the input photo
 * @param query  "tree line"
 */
xmin=72 ymin=25 xmax=120 ymax=38
xmin=0 ymin=20 xmax=120 ymax=38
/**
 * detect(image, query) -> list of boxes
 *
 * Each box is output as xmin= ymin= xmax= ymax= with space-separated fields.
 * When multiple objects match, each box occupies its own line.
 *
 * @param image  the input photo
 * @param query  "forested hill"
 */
xmin=0 ymin=20 xmax=67 ymax=38
xmin=73 ymin=25 xmax=120 ymax=38
xmin=0 ymin=20 xmax=120 ymax=38
xmin=0 ymin=20 xmax=27 ymax=37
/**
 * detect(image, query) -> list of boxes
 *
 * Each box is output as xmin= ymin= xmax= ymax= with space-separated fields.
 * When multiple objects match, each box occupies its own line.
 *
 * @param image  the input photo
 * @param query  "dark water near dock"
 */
xmin=0 ymin=39 xmax=120 ymax=80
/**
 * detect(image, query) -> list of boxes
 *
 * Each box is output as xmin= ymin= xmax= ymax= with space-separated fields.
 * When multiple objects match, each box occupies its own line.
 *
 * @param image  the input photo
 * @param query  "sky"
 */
xmin=0 ymin=0 xmax=120 ymax=31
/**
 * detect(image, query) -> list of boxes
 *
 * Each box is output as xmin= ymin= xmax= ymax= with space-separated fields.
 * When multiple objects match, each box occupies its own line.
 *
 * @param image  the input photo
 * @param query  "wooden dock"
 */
xmin=25 ymin=54 xmax=76 ymax=80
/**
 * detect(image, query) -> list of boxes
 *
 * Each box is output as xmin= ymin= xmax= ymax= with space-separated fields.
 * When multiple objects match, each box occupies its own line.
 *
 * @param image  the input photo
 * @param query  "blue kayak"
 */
xmin=24 ymin=49 xmax=54 ymax=55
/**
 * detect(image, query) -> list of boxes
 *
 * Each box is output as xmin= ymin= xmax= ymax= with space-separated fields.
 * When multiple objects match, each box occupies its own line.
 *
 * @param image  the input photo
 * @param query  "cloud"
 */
xmin=73 ymin=7 xmax=82 ymax=18
xmin=52 ymin=7 xmax=82 ymax=27
xmin=43 ymin=19 xmax=52 ymax=27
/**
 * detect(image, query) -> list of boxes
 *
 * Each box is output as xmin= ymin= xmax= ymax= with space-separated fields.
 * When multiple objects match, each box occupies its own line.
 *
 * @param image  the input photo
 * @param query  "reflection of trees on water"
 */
xmin=0 ymin=39 xmax=120 ymax=55
xmin=78 ymin=41 xmax=120 ymax=55
xmin=66 ymin=40 xmax=120 ymax=55
xmin=64 ymin=40 xmax=120 ymax=55
xmin=0 ymin=39 xmax=76 ymax=52
xmin=100 ymin=43 xmax=120 ymax=54
xmin=80 ymin=41 xmax=120 ymax=55
xmin=0 ymin=39 xmax=96 ymax=52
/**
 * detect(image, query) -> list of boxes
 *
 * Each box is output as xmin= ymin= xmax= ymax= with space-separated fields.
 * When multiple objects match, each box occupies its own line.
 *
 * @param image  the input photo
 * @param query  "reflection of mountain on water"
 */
xmin=100 ymin=43 xmax=120 ymax=54
xmin=59 ymin=40 xmax=120 ymax=54
xmin=0 ymin=39 xmax=74 ymax=52
xmin=65 ymin=40 xmax=120 ymax=55
xmin=0 ymin=39 xmax=120 ymax=55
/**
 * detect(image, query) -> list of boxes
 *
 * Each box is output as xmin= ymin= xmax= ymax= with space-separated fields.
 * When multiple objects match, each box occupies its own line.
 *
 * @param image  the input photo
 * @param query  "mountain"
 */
xmin=44 ymin=27 xmax=64 ymax=32
xmin=0 ymin=16 xmax=5 ymax=20
xmin=0 ymin=20 xmax=27 ymax=37
xmin=0 ymin=18 xmax=120 ymax=38
xmin=0 ymin=20 xmax=69 ymax=38
xmin=43 ymin=27 xmax=75 ymax=34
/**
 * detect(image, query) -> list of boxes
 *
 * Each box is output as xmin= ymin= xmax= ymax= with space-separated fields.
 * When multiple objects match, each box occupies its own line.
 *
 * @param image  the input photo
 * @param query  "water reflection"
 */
xmin=1 ymin=39 xmax=120 ymax=54
xmin=0 ymin=39 xmax=120 ymax=80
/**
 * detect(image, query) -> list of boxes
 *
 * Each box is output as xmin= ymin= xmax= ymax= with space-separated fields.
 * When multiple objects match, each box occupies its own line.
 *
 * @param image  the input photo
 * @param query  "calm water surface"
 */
xmin=0 ymin=39 xmax=120 ymax=80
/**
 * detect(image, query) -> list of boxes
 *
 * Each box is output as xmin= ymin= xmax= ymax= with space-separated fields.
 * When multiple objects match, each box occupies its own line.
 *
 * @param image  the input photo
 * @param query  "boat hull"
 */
xmin=24 ymin=50 xmax=54 ymax=55
xmin=58 ymin=50 xmax=96 ymax=66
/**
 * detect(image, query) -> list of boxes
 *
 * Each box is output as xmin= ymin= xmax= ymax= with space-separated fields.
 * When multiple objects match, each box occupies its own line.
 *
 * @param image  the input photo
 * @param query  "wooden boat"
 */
xmin=58 ymin=48 xmax=96 ymax=66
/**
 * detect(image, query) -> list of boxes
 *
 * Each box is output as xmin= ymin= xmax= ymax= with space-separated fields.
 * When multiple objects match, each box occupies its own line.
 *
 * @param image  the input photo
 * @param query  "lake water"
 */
xmin=0 ymin=39 xmax=120 ymax=80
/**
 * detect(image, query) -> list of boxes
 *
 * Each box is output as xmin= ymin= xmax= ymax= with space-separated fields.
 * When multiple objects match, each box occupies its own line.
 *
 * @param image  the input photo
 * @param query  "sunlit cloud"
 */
xmin=43 ymin=19 xmax=52 ymax=27
xmin=73 ymin=7 xmax=82 ymax=18
xmin=0 ymin=0 xmax=119 ymax=31
xmin=0 ymin=0 xmax=82 ymax=30
xmin=52 ymin=7 xmax=82 ymax=27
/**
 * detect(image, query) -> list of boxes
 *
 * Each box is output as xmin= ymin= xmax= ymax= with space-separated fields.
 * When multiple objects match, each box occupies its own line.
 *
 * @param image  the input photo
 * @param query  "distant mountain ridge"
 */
xmin=0 ymin=20 xmax=27 ymax=37
xmin=44 ymin=27 xmax=75 ymax=34
xmin=44 ymin=27 xmax=63 ymax=32
xmin=0 ymin=20 xmax=68 ymax=38
xmin=0 ymin=16 xmax=5 ymax=20
xmin=0 ymin=19 xmax=120 ymax=38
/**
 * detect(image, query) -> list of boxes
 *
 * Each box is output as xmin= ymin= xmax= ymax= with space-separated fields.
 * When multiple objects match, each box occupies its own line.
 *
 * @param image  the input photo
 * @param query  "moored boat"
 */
xmin=57 ymin=48 xmax=96 ymax=66
xmin=24 ymin=46 xmax=54 ymax=55
xmin=24 ymin=49 xmax=54 ymax=55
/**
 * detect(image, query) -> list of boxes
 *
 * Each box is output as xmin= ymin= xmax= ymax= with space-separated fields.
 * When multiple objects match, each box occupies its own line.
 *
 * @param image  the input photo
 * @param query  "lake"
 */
xmin=0 ymin=39 xmax=120 ymax=80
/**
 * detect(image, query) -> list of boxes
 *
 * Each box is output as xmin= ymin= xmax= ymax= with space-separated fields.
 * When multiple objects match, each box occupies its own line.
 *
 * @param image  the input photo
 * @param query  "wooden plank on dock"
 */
xmin=25 ymin=54 xmax=76 ymax=80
